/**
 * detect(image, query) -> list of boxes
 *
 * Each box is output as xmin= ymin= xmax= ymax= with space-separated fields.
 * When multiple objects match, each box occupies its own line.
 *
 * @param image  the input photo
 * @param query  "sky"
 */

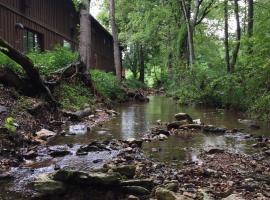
xmin=90 ymin=0 xmax=103 ymax=18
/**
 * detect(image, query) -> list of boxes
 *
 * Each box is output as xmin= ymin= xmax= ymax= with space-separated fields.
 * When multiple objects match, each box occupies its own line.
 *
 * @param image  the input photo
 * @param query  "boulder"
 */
xmin=34 ymin=129 xmax=57 ymax=143
xmin=112 ymin=165 xmax=136 ymax=179
xmin=120 ymin=179 xmax=154 ymax=190
xmin=155 ymin=187 xmax=188 ymax=200
xmin=49 ymin=146 xmax=71 ymax=157
xmin=53 ymin=170 xmax=121 ymax=186
xmin=174 ymin=113 xmax=193 ymax=123
xmin=32 ymin=174 xmax=66 ymax=195
xmin=121 ymin=186 xmax=150 ymax=196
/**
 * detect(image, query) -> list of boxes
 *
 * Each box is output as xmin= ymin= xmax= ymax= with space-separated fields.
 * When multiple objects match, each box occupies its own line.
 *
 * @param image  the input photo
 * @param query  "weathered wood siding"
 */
xmin=0 ymin=0 xmax=117 ymax=73
xmin=0 ymin=0 xmax=78 ymax=51
xmin=90 ymin=17 xmax=115 ymax=73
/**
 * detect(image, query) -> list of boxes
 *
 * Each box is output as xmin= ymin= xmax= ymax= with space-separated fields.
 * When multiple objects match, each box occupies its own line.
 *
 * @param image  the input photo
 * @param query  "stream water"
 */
xmin=52 ymin=95 xmax=270 ymax=164
xmin=1 ymin=96 xmax=270 ymax=199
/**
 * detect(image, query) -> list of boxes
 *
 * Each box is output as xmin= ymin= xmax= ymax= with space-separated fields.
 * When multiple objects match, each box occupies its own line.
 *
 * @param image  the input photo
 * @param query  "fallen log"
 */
xmin=0 ymin=38 xmax=57 ymax=106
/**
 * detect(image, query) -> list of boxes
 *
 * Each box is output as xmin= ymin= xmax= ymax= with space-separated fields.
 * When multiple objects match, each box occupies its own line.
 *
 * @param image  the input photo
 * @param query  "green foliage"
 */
xmin=91 ymin=70 xmax=126 ymax=101
xmin=28 ymin=46 xmax=78 ymax=75
xmin=0 ymin=47 xmax=78 ymax=75
xmin=54 ymin=81 xmax=93 ymax=111
xmin=3 ymin=117 xmax=17 ymax=133
xmin=0 ymin=52 xmax=24 ymax=74
xmin=123 ymin=78 xmax=147 ymax=89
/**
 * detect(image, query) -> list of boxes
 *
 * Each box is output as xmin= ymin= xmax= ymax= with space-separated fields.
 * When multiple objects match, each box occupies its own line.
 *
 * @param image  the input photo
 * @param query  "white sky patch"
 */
xmin=90 ymin=0 xmax=103 ymax=18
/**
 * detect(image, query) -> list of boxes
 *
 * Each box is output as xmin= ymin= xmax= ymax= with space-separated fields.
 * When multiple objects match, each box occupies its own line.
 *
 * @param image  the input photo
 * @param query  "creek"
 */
xmin=1 ymin=96 xmax=270 ymax=199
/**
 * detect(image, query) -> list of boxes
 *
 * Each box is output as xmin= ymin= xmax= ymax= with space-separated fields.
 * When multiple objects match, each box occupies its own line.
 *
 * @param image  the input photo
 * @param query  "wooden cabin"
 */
xmin=0 ymin=0 xmax=116 ymax=73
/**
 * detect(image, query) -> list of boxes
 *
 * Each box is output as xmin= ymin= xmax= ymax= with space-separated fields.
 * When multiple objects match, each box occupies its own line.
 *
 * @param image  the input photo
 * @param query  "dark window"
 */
xmin=23 ymin=29 xmax=44 ymax=53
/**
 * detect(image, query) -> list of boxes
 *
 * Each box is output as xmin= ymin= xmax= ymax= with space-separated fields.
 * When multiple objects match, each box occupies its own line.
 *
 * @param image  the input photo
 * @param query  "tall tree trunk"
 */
xmin=167 ymin=52 xmax=173 ymax=80
xmin=230 ymin=0 xmax=241 ymax=72
xmin=79 ymin=0 xmax=93 ymax=87
xmin=180 ymin=0 xmax=195 ymax=68
xmin=139 ymin=45 xmax=145 ymax=83
xmin=247 ymin=0 xmax=254 ymax=53
xmin=224 ymin=0 xmax=230 ymax=73
xmin=109 ymin=0 xmax=122 ymax=81
xmin=79 ymin=0 xmax=91 ymax=73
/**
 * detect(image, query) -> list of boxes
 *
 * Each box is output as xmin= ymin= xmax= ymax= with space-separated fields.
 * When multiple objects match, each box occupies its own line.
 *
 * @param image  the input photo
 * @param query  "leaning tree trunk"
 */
xmin=109 ymin=0 xmax=122 ymax=81
xmin=0 ymin=38 xmax=57 ymax=105
xmin=224 ymin=0 xmax=230 ymax=73
xmin=230 ymin=0 xmax=241 ymax=72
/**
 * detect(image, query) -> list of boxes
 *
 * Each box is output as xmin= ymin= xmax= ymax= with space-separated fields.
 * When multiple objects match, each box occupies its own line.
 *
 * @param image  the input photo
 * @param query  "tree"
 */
xmin=79 ymin=0 xmax=93 ymax=86
xmin=224 ymin=0 xmax=230 ymax=72
xmin=139 ymin=45 xmax=145 ymax=83
xmin=230 ymin=0 xmax=241 ymax=72
xmin=247 ymin=0 xmax=254 ymax=53
xmin=179 ymin=0 xmax=216 ymax=67
xmin=109 ymin=0 xmax=122 ymax=81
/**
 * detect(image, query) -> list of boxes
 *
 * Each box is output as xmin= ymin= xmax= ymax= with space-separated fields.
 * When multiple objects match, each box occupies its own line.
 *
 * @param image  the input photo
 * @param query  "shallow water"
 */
xmin=52 ymin=96 xmax=270 ymax=164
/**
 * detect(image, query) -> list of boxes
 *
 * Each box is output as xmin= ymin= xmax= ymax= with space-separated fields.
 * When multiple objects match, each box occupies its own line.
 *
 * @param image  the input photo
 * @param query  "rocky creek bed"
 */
xmin=1 ymin=111 xmax=270 ymax=200
xmin=1 ymin=93 xmax=270 ymax=200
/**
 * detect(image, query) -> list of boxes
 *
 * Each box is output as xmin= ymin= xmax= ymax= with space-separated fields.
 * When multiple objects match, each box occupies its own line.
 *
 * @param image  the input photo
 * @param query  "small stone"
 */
xmin=222 ymin=194 xmax=245 ymax=200
xmin=0 ymin=105 xmax=7 ymax=114
xmin=23 ymin=150 xmax=38 ymax=159
xmin=93 ymin=159 xmax=103 ymax=164
xmin=49 ymin=147 xmax=71 ymax=157
xmin=159 ymin=134 xmax=168 ymax=140
xmin=183 ymin=192 xmax=196 ymax=198
xmin=128 ymin=195 xmax=140 ymax=200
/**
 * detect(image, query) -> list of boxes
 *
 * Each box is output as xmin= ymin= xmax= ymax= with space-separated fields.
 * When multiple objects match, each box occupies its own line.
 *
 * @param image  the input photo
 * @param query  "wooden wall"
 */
xmin=90 ymin=17 xmax=115 ymax=73
xmin=0 ymin=0 xmax=78 ymax=51
xmin=0 ymin=0 xmax=116 ymax=73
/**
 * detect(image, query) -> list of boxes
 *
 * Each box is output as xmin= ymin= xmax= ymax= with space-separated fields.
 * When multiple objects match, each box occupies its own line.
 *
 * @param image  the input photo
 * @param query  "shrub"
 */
xmin=28 ymin=46 xmax=78 ymax=75
xmin=3 ymin=117 xmax=17 ymax=133
xmin=54 ymin=81 xmax=93 ymax=111
xmin=91 ymin=70 xmax=126 ymax=101
xmin=123 ymin=78 xmax=147 ymax=89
